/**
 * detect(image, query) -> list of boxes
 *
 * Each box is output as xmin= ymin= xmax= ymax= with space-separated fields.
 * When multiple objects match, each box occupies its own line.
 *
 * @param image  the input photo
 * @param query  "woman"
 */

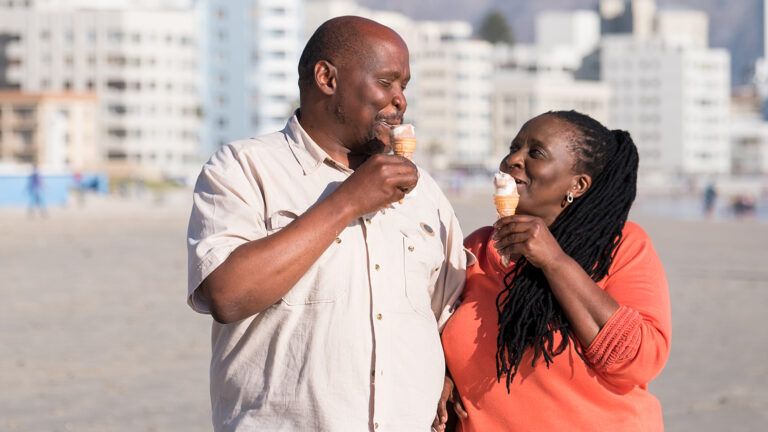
xmin=434 ymin=111 xmax=671 ymax=431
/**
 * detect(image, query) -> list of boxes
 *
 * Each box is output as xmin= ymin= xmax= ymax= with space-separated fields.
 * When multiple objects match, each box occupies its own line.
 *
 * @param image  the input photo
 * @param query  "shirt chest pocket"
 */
xmin=266 ymin=209 xmax=338 ymax=306
xmin=401 ymin=226 xmax=444 ymax=319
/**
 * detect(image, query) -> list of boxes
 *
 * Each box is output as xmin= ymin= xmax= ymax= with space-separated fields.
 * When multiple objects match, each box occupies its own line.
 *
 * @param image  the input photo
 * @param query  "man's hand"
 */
xmin=432 ymin=375 xmax=467 ymax=431
xmin=334 ymin=153 xmax=418 ymax=217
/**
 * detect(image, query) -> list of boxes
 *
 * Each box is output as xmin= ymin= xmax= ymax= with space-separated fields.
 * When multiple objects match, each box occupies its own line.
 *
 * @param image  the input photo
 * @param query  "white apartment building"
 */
xmin=601 ymin=35 xmax=730 ymax=175
xmin=731 ymin=112 xmax=768 ymax=175
xmin=199 ymin=0 xmax=302 ymax=155
xmin=600 ymin=0 xmax=657 ymax=38
xmin=752 ymin=0 xmax=768 ymax=118
xmin=490 ymin=10 xmax=609 ymax=161
xmin=654 ymin=8 xmax=708 ymax=49
xmin=0 ymin=4 xmax=201 ymax=179
xmin=411 ymin=22 xmax=492 ymax=168
xmin=491 ymin=70 xmax=610 ymax=161
xmin=535 ymin=10 xmax=600 ymax=72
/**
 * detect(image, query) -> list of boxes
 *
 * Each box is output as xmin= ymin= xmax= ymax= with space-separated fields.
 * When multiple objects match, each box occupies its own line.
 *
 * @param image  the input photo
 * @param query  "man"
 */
xmin=187 ymin=16 xmax=466 ymax=431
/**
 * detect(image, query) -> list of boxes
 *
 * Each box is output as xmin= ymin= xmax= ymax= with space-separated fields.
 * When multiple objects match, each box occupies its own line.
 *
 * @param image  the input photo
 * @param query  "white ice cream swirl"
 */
xmin=493 ymin=172 xmax=519 ymax=196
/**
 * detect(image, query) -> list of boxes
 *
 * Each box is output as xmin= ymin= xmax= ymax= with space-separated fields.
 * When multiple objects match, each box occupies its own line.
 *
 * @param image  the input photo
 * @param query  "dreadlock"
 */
xmin=495 ymin=110 xmax=639 ymax=390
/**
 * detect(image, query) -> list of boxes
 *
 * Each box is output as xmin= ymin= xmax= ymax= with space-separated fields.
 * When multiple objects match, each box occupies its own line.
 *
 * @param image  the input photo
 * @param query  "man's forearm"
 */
xmin=201 ymin=192 xmax=357 ymax=323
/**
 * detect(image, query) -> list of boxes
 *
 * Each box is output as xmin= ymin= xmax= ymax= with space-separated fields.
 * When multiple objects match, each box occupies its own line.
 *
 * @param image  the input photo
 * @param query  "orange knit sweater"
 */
xmin=442 ymin=221 xmax=671 ymax=431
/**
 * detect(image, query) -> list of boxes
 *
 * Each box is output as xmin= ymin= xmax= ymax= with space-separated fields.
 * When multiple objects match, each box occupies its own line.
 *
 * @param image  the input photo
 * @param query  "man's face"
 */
xmin=333 ymin=34 xmax=410 ymax=155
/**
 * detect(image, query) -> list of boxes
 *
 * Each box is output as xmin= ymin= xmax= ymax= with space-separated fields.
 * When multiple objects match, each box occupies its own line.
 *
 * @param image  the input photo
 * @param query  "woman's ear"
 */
xmin=571 ymin=174 xmax=592 ymax=199
xmin=314 ymin=60 xmax=337 ymax=96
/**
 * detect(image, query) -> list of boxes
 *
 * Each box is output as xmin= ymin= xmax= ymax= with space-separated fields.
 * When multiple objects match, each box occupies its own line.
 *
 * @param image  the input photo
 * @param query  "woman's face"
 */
xmin=499 ymin=114 xmax=588 ymax=225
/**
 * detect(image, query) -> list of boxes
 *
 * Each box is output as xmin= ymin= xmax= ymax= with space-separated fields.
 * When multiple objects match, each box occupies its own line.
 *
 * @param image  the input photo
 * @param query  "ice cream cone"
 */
xmin=493 ymin=172 xmax=519 ymax=218
xmin=393 ymin=138 xmax=417 ymax=160
xmin=392 ymin=124 xmax=417 ymax=160
xmin=494 ymin=194 xmax=519 ymax=217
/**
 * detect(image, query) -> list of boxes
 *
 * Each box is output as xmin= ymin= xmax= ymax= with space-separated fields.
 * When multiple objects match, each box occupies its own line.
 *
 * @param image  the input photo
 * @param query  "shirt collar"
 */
xmin=284 ymin=110 xmax=353 ymax=176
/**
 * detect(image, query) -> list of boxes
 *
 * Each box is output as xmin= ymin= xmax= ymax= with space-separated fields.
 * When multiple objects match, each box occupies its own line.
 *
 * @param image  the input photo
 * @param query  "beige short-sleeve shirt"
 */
xmin=187 ymin=115 xmax=466 ymax=431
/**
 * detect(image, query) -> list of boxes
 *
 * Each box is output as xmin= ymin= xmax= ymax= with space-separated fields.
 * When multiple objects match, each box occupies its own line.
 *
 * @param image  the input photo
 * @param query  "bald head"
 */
xmin=298 ymin=16 xmax=405 ymax=93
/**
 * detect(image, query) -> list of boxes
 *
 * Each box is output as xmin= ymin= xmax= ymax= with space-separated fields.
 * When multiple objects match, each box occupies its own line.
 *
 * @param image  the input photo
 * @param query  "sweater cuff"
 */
xmin=584 ymin=305 xmax=642 ymax=370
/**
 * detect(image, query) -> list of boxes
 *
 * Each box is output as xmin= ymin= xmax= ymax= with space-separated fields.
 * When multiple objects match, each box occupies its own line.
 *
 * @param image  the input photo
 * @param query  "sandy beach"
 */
xmin=1 ymin=190 xmax=766 ymax=431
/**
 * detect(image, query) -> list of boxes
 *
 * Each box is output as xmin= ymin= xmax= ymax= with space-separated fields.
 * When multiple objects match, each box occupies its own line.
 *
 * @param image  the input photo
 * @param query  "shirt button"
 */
xmin=374 ymin=422 xmax=379 ymax=429
xmin=408 ymin=245 xmax=415 ymax=252
xmin=365 ymin=218 xmax=372 ymax=224
xmin=335 ymin=237 xmax=342 ymax=244
xmin=376 ymin=313 xmax=383 ymax=320
xmin=374 ymin=264 xmax=381 ymax=271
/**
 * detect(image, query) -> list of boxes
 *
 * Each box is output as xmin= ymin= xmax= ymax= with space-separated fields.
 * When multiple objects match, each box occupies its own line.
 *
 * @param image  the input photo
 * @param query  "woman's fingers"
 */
xmin=493 ymin=231 xmax=528 ymax=250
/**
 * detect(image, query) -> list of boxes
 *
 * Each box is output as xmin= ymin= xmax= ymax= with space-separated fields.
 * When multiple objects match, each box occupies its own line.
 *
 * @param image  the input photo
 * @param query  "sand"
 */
xmin=1 ymin=190 xmax=766 ymax=431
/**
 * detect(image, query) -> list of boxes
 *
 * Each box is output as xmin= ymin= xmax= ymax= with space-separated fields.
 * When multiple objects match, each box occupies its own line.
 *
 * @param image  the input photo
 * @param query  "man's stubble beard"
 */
xmin=333 ymin=102 xmax=386 ymax=155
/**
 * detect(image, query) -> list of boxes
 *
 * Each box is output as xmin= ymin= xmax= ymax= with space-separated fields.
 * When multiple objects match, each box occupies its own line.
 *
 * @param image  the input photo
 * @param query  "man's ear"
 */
xmin=314 ymin=60 xmax=337 ymax=96
xmin=571 ymin=173 xmax=592 ymax=199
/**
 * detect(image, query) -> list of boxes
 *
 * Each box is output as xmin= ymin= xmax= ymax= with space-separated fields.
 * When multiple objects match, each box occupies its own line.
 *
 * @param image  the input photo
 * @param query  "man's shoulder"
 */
xmin=226 ymin=130 xmax=289 ymax=155
xmin=205 ymin=130 xmax=291 ymax=167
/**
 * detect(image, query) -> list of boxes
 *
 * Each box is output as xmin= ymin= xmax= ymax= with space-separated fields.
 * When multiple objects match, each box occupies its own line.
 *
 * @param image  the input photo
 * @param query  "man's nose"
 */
xmin=393 ymin=88 xmax=406 ymax=112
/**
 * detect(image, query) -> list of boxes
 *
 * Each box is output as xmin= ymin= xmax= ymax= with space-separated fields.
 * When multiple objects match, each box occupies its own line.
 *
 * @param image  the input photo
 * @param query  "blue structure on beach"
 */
xmin=0 ymin=172 xmax=108 ymax=208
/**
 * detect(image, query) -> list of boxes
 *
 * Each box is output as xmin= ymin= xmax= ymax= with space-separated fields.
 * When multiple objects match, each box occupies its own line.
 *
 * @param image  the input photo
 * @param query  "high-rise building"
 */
xmin=491 ymin=10 xmax=609 ymax=161
xmin=600 ymin=0 xmax=656 ymax=39
xmin=753 ymin=0 xmax=768 ymax=118
xmin=602 ymin=35 xmax=730 ymax=176
xmin=0 ymin=3 xmax=202 ymax=179
xmin=654 ymin=8 xmax=708 ymax=49
xmin=198 ymin=0 xmax=302 ymax=156
xmin=491 ymin=69 xmax=610 ymax=161
xmin=536 ymin=10 xmax=600 ymax=71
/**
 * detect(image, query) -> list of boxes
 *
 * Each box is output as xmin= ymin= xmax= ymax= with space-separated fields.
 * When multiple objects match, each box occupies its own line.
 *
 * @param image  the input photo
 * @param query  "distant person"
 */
xmin=27 ymin=165 xmax=47 ymax=218
xmin=186 ymin=16 xmax=466 ymax=431
xmin=72 ymin=171 xmax=85 ymax=206
xmin=435 ymin=111 xmax=671 ymax=431
xmin=703 ymin=182 xmax=717 ymax=218
xmin=732 ymin=194 xmax=756 ymax=218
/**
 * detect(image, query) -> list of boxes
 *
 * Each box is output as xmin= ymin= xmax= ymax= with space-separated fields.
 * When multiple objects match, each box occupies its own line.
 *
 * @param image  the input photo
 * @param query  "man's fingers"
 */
xmin=437 ymin=399 xmax=448 ymax=422
xmin=453 ymin=399 xmax=468 ymax=419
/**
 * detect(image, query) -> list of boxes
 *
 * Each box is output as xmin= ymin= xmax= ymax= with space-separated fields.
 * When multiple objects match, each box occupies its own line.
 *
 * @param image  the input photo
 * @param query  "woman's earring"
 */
xmin=566 ymin=191 xmax=574 ymax=204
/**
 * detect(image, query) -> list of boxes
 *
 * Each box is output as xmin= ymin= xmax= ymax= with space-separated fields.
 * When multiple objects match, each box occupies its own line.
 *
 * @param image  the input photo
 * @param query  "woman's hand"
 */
xmin=432 ymin=375 xmax=467 ymax=431
xmin=493 ymin=215 xmax=567 ymax=270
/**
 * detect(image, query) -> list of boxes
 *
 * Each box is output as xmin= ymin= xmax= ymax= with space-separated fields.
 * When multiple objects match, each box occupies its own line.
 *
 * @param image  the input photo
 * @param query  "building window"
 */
xmin=106 ymin=80 xmax=127 ymax=90
xmin=108 ymin=31 xmax=124 ymax=43
xmin=108 ymin=104 xmax=127 ymax=114
xmin=107 ymin=128 xmax=127 ymax=138
xmin=107 ymin=55 xmax=127 ymax=66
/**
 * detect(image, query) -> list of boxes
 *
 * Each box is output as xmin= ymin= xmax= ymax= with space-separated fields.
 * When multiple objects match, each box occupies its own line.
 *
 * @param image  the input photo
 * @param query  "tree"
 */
xmin=478 ymin=10 xmax=514 ymax=45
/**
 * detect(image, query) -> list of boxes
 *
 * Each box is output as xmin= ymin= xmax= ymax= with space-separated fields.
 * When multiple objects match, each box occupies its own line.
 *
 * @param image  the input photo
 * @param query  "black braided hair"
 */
xmin=495 ymin=110 xmax=639 ymax=389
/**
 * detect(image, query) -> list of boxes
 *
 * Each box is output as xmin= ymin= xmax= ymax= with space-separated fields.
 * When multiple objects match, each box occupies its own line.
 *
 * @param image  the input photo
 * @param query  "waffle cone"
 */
xmin=394 ymin=138 xmax=417 ymax=159
xmin=494 ymin=194 xmax=519 ymax=217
